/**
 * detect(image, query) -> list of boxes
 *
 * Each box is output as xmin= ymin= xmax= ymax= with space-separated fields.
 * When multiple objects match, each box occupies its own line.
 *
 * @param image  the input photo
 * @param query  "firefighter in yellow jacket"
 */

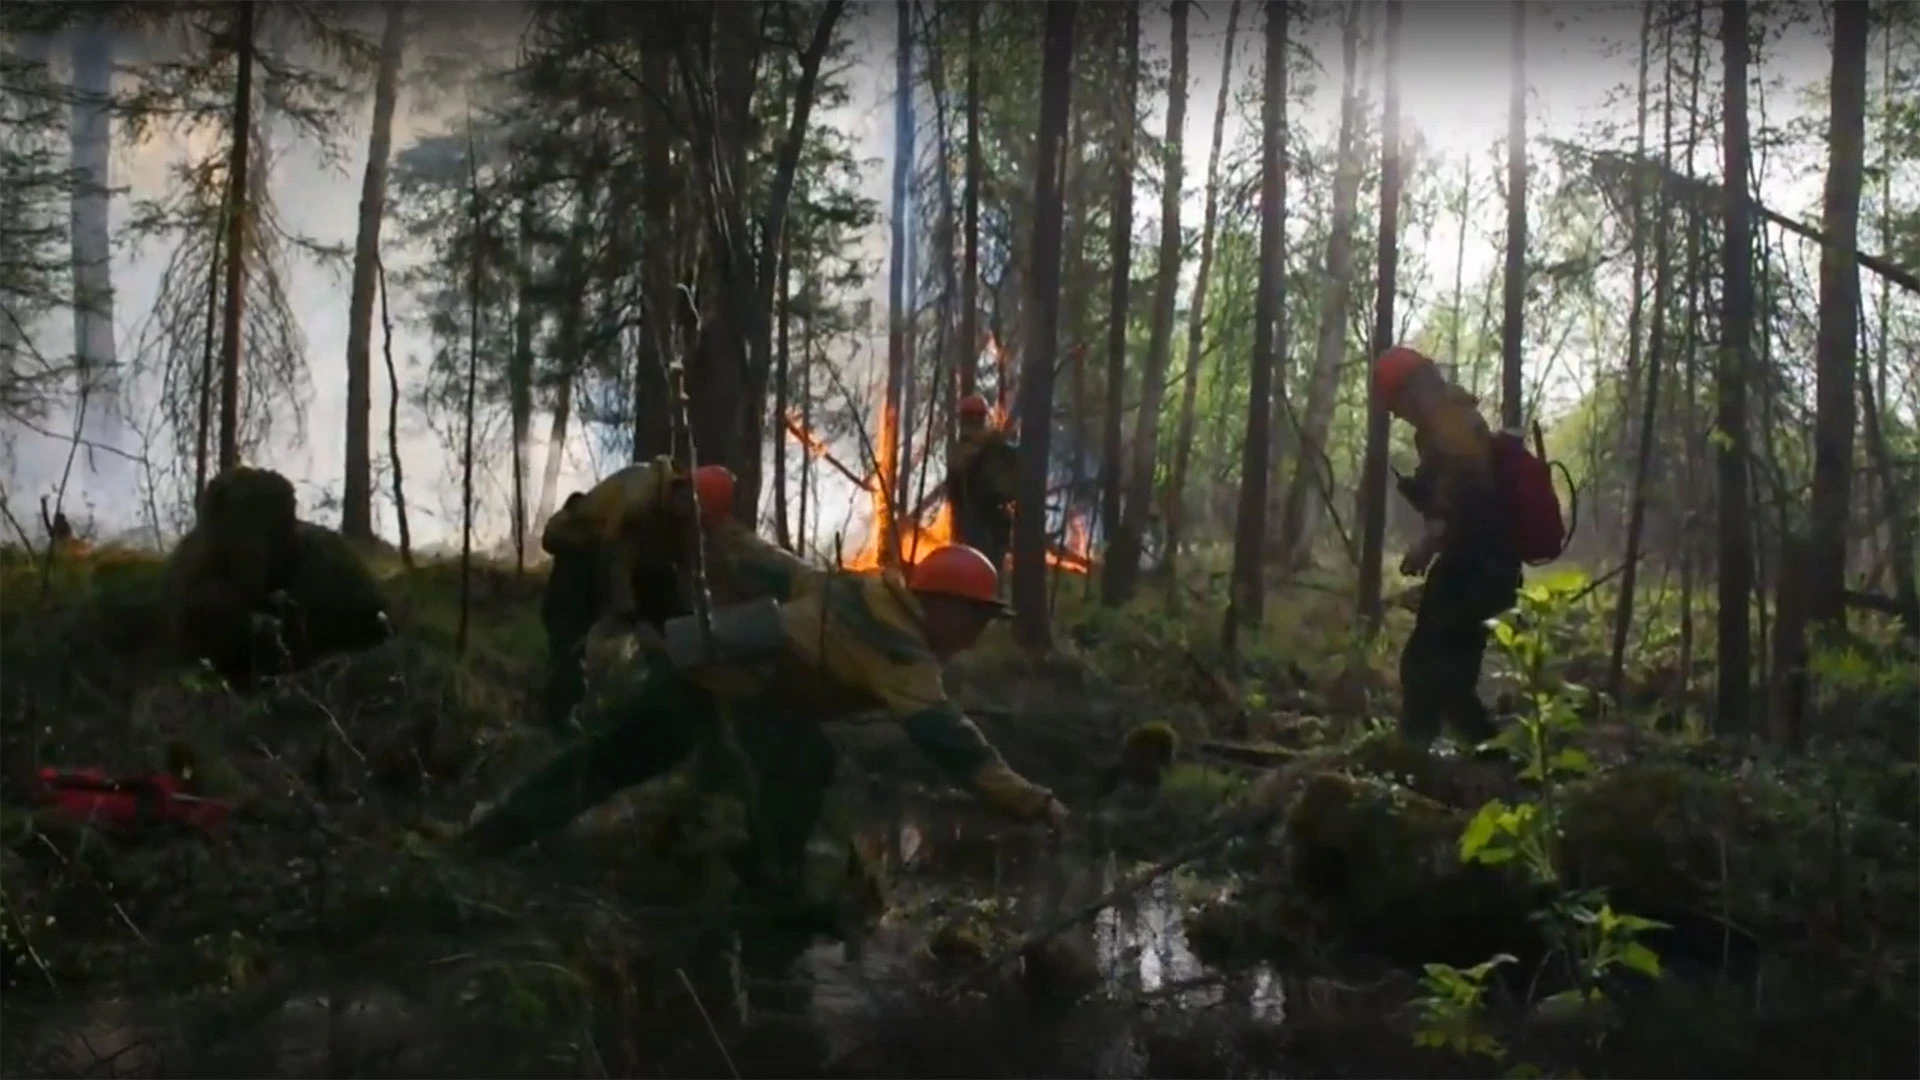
xmin=464 ymin=540 xmax=1069 ymax=886
xmin=535 ymin=458 xmax=738 ymax=730
xmin=947 ymin=394 xmax=1018 ymax=578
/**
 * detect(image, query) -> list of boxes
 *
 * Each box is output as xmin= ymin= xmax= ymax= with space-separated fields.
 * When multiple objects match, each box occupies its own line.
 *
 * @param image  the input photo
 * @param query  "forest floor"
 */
xmin=0 ymin=543 xmax=1916 ymax=1079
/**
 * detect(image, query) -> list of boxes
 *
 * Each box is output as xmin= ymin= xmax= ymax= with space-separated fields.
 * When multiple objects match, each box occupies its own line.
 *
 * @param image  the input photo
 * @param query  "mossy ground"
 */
xmin=1 ymin=544 xmax=1915 ymax=1078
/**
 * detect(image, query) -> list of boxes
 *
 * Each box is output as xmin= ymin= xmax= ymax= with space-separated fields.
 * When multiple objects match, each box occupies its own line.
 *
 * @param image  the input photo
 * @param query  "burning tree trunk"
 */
xmin=1013 ymin=0 xmax=1077 ymax=650
xmin=1107 ymin=0 xmax=1188 ymax=603
xmin=1498 ymin=0 xmax=1527 ymax=431
xmin=1277 ymin=1 xmax=1362 ymax=568
xmin=1164 ymin=0 xmax=1242 ymax=579
xmin=342 ymin=1 xmax=407 ymax=542
xmin=881 ymin=0 xmax=915 ymax=568
xmin=1714 ymin=0 xmax=1757 ymax=734
xmin=216 ymin=0 xmax=256 ymax=473
xmin=1226 ymin=0 xmax=1289 ymax=646
xmin=1804 ymin=0 xmax=1868 ymax=634
xmin=1355 ymin=0 xmax=1404 ymax=632
xmin=1097 ymin=2 xmax=1138 ymax=603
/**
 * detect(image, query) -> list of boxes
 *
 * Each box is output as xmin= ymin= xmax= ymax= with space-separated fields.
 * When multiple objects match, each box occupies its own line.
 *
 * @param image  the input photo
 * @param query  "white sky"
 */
xmin=3 ymin=1 xmax=1848 ymax=551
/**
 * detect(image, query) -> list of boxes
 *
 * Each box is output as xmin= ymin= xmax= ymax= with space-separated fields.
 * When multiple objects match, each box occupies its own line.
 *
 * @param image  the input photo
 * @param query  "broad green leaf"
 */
xmin=1618 ymin=942 xmax=1663 ymax=978
xmin=1459 ymin=802 xmax=1507 ymax=860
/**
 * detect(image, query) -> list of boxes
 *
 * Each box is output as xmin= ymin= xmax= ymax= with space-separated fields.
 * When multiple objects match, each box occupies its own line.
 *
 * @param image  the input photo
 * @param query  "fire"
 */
xmin=780 ymin=387 xmax=1095 ymax=577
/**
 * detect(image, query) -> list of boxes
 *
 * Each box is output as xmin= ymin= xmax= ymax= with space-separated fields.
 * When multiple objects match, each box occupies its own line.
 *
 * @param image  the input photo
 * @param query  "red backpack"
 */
xmin=1490 ymin=422 xmax=1577 ymax=565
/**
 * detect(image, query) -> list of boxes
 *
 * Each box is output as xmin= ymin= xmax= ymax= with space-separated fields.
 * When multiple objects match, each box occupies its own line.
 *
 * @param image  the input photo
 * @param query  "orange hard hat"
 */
xmin=958 ymin=394 xmax=991 ymax=419
xmin=907 ymin=544 xmax=1006 ymax=610
xmin=691 ymin=465 xmax=735 ymax=525
xmin=1373 ymin=345 xmax=1434 ymax=405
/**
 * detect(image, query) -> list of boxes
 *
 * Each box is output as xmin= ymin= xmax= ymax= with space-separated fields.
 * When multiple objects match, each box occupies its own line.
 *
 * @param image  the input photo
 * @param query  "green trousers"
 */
xmin=466 ymin=653 xmax=839 ymax=890
xmin=1401 ymin=552 xmax=1521 ymax=747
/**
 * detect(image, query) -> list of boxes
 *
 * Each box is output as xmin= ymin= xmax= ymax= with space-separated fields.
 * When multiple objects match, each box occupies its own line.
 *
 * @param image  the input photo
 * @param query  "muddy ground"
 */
xmin=1 ymin=548 xmax=1915 ymax=1078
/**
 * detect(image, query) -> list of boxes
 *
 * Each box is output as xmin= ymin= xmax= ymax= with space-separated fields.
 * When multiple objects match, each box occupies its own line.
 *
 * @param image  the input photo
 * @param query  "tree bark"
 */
xmin=881 ymin=0 xmax=914 ymax=567
xmin=1097 ymin=2 xmax=1138 ymax=600
xmin=1164 ymin=0 xmax=1242 ymax=578
xmin=960 ymin=1 xmax=982 ymax=400
xmin=341 ymin=0 xmax=406 ymax=541
xmin=1804 ymin=0 xmax=1868 ymax=631
xmin=1714 ymin=0 xmax=1757 ymax=734
xmin=1107 ymin=0 xmax=1189 ymax=603
xmin=774 ymin=235 xmax=793 ymax=551
xmin=1277 ymin=1 xmax=1362 ymax=567
xmin=1013 ymin=0 xmax=1077 ymax=651
xmin=634 ymin=32 xmax=674 ymax=462
xmin=216 ymin=0 xmax=256 ymax=473
xmin=1499 ymin=0 xmax=1527 ymax=432
xmin=1355 ymin=0 xmax=1404 ymax=632
xmin=1226 ymin=0 xmax=1290 ymax=646
xmin=68 ymin=23 xmax=123 ymax=494
xmin=1607 ymin=1 xmax=1669 ymax=705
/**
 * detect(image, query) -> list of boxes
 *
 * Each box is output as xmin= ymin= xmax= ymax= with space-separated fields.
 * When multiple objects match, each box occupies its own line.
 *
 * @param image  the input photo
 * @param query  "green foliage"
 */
xmin=1417 ymin=579 xmax=1671 ymax=1065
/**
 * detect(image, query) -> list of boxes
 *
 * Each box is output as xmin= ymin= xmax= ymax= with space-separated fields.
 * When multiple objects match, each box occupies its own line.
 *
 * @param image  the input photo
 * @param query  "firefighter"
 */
xmin=947 ymin=393 xmax=1017 ymax=579
xmin=463 ymin=541 xmax=1069 ymax=893
xmin=1376 ymin=345 xmax=1523 ymax=751
xmin=537 ymin=460 xmax=736 ymax=730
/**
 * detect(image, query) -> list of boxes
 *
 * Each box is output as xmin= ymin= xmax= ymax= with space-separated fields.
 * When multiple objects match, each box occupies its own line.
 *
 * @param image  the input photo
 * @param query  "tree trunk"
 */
xmin=377 ymin=258 xmax=412 ymax=566
xmin=68 ymin=23 xmax=122 ymax=494
xmin=1276 ymin=1 xmax=1362 ymax=567
xmin=634 ymin=37 xmax=675 ymax=462
xmin=1611 ymin=2 xmax=1652 ymax=549
xmin=216 ymin=0 xmax=256 ymax=473
xmin=509 ymin=203 xmax=534 ymax=568
xmin=1097 ymin=2 xmax=1138 ymax=597
xmin=1677 ymin=0 xmax=1706 ymax=705
xmin=1107 ymin=0 xmax=1189 ymax=603
xmin=960 ymin=1 xmax=982 ymax=400
xmin=1226 ymin=0 xmax=1290 ymax=646
xmin=1607 ymin=1 xmax=1669 ymax=704
xmin=1013 ymin=0 xmax=1077 ymax=651
xmin=1355 ymin=0 xmax=1404 ymax=632
xmin=1163 ymin=0 xmax=1242 ymax=578
xmin=1498 ymin=0 xmax=1526 ymax=432
xmin=774 ymin=236 xmax=794 ymax=551
xmin=881 ymin=0 xmax=914 ymax=567
xmin=1804 ymin=0 xmax=1868 ymax=631
xmin=1714 ymin=0 xmax=1757 ymax=734
xmin=341 ymin=1 xmax=406 ymax=541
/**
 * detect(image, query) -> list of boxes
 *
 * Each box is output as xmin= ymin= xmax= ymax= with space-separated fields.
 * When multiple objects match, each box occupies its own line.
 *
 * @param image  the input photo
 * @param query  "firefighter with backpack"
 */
xmin=1375 ymin=345 xmax=1572 ymax=751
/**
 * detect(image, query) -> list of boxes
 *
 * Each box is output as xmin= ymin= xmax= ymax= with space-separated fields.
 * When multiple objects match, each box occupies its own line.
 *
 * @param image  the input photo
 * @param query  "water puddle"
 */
xmin=794 ymin=806 xmax=1287 ymax=1076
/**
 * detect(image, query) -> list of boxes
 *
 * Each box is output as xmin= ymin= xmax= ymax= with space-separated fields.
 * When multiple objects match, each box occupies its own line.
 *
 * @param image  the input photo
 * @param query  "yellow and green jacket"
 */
xmin=541 ymin=456 xmax=683 ymax=557
xmin=592 ymin=524 xmax=1055 ymax=822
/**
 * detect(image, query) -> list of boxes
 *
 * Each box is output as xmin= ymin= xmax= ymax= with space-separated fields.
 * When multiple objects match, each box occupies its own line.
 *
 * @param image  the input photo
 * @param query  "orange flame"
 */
xmin=781 ymin=392 xmax=1094 ymax=577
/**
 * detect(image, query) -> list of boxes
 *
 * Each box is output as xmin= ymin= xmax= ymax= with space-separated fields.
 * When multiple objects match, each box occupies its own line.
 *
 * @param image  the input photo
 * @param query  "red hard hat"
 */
xmin=691 ymin=465 xmax=735 ymax=525
xmin=907 ymin=544 xmax=1005 ymax=609
xmin=1373 ymin=345 xmax=1434 ymax=404
xmin=958 ymin=394 xmax=991 ymax=419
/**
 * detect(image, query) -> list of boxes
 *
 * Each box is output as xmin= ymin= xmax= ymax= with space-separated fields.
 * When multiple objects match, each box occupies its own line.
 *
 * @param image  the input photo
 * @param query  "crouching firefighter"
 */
xmin=1375 ymin=345 xmax=1572 ymax=750
xmin=462 ymin=540 xmax=1070 ymax=893
xmin=536 ymin=458 xmax=737 ymax=730
xmin=947 ymin=394 xmax=1018 ymax=581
